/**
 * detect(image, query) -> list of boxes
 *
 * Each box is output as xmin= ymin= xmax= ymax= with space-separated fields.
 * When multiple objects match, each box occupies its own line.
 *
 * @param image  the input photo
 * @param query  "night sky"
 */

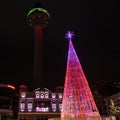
xmin=0 ymin=0 xmax=119 ymax=91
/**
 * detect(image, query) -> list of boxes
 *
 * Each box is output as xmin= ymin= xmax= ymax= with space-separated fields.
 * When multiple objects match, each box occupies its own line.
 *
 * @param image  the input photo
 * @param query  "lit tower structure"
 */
xmin=27 ymin=3 xmax=50 ymax=88
xmin=61 ymin=31 xmax=101 ymax=120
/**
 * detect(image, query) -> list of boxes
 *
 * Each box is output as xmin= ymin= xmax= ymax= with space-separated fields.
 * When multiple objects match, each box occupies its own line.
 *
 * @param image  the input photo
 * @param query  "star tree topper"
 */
xmin=65 ymin=31 xmax=74 ymax=40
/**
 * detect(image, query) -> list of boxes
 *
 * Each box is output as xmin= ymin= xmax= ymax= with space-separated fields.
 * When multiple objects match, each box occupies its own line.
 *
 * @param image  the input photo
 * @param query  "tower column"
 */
xmin=33 ymin=25 xmax=43 ymax=87
xmin=27 ymin=3 xmax=50 ymax=88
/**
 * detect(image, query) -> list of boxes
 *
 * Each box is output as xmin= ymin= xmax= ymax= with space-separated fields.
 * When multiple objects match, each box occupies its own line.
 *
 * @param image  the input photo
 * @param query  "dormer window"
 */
xmin=35 ymin=91 xmax=40 ymax=98
xmin=40 ymin=93 xmax=44 ymax=98
xmin=45 ymin=91 xmax=49 ymax=98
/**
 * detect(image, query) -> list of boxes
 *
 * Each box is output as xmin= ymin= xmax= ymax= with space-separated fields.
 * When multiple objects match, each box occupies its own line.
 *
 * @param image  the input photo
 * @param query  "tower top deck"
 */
xmin=27 ymin=8 xmax=50 ymax=19
xmin=27 ymin=3 xmax=50 ymax=28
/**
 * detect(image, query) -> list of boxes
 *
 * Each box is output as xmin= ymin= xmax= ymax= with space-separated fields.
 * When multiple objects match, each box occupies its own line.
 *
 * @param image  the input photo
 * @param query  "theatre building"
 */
xmin=18 ymin=85 xmax=63 ymax=120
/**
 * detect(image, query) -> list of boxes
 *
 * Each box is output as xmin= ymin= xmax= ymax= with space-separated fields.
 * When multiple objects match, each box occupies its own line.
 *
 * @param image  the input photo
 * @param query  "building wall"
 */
xmin=18 ymin=87 xmax=62 ymax=120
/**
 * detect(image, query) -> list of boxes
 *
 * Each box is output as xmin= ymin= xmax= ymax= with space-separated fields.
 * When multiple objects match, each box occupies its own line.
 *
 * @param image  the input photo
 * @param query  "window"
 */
xmin=52 ymin=93 xmax=56 ymax=98
xmin=21 ymin=93 xmax=26 ymax=98
xmin=40 ymin=93 xmax=44 ymax=98
xmin=20 ymin=102 xmax=25 ymax=111
xmin=28 ymin=103 xmax=32 ymax=112
xmin=35 ymin=91 xmax=40 ymax=98
xmin=59 ymin=104 xmax=62 ymax=111
xmin=58 ymin=93 xmax=62 ymax=98
xmin=45 ymin=92 xmax=49 ymax=98
xmin=36 ymin=93 xmax=40 ymax=98
xmin=52 ymin=103 xmax=56 ymax=112
xmin=35 ymin=101 xmax=50 ymax=112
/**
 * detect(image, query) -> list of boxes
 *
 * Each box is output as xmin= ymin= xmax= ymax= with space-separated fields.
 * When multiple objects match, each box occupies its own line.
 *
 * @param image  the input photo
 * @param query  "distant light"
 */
xmin=0 ymin=84 xmax=15 ymax=90
xmin=7 ymin=85 xmax=15 ymax=90
xmin=65 ymin=31 xmax=74 ymax=40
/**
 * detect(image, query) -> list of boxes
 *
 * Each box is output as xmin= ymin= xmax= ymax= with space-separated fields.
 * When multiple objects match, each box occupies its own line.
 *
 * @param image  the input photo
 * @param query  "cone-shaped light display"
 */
xmin=61 ymin=31 xmax=101 ymax=120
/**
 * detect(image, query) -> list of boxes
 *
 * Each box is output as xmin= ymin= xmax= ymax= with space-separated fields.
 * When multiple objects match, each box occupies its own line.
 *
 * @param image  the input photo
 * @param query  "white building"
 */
xmin=18 ymin=85 xmax=63 ymax=120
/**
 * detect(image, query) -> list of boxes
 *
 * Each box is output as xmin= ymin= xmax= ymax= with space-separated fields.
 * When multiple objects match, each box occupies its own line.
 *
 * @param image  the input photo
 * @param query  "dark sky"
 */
xmin=0 ymin=0 xmax=119 ymax=91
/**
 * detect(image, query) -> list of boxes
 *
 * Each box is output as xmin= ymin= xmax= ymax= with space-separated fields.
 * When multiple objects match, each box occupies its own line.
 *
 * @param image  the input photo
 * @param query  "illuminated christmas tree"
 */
xmin=61 ymin=31 xmax=101 ymax=120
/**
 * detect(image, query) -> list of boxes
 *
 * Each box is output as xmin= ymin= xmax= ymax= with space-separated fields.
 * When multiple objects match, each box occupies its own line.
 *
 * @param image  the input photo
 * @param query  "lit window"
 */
xmin=45 ymin=92 xmax=49 ymax=98
xmin=36 ymin=107 xmax=41 ymax=112
xmin=59 ymin=104 xmax=62 ymax=111
xmin=28 ymin=103 xmax=32 ymax=112
xmin=36 ymin=93 xmax=40 ymax=98
xmin=36 ymin=107 xmax=49 ymax=112
xmin=45 ymin=107 xmax=49 ymax=112
xmin=52 ymin=104 xmax=56 ymax=112
xmin=58 ymin=93 xmax=62 ymax=98
xmin=35 ymin=91 xmax=40 ymax=98
xmin=52 ymin=93 xmax=56 ymax=98
xmin=40 ymin=93 xmax=44 ymax=98
xmin=20 ymin=103 xmax=25 ymax=111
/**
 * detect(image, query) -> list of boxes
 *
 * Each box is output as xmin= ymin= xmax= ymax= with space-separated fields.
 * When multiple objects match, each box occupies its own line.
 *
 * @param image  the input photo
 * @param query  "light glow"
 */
xmin=36 ymin=107 xmax=49 ymax=112
xmin=27 ymin=8 xmax=50 ymax=19
xmin=65 ymin=31 xmax=74 ymax=40
xmin=21 ymin=93 xmax=26 ymax=98
xmin=7 ymin=85 xmax=15 ymax=90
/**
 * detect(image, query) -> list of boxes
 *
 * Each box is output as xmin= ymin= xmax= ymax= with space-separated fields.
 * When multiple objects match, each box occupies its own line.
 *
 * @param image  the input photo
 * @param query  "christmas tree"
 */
xmin=61 ymin=31 xmax=101 ymax=120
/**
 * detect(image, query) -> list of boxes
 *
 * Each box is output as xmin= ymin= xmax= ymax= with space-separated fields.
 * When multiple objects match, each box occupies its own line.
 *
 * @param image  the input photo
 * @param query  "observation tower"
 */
xmin=27 ymin=3 xmax=50 ymax=88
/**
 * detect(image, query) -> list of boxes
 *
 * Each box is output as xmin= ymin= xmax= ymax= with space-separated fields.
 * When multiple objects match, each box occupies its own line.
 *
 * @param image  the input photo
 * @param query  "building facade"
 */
xmin=18 ymin=86 xmax=63 ymax=120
